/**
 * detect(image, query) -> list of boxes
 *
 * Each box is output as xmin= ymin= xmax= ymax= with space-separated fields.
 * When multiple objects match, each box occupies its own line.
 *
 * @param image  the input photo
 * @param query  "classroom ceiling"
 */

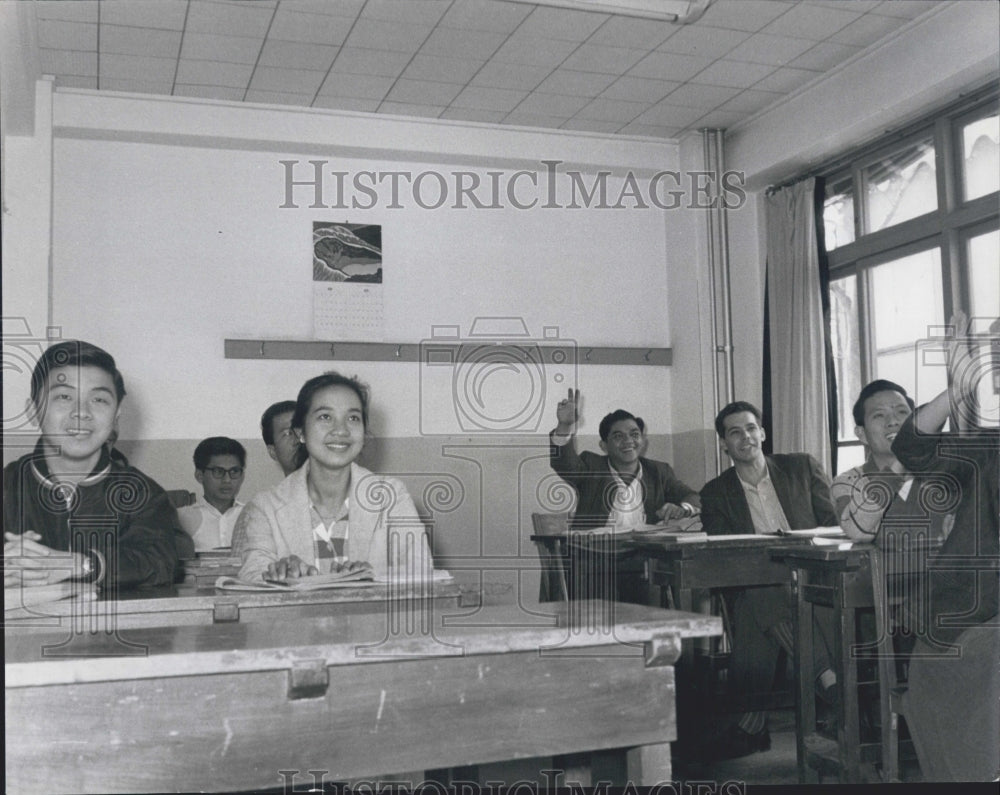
xmin=30 ymin=0 xmax=943 ymax=139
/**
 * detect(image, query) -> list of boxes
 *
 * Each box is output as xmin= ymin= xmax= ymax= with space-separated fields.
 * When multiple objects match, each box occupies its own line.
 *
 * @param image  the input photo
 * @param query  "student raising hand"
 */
xmin=555 ymin=389 xmax=581 ymax=434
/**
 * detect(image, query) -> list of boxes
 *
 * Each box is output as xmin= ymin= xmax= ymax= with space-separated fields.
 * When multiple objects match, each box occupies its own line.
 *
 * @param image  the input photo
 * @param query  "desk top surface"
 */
xmin=6 ymin=601 xmax=721 ymax=685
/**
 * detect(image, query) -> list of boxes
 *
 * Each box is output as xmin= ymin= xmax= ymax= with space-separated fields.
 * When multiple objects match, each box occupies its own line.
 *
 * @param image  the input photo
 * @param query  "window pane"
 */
xmin=831 ymin=275 xmax=861 ymax=441
xmin=864 ymin=137 xmax=936 ymax=232
xmin=962 ymin=113 xmax=1000 ymax=201
xmin=823 ymin=173 xmax=855 ymax=251
xmin=969 ymin=229 xmax=1000 ymax=319
xmin=836 ymin=444 xmax=867 ymax=476
xmin=869 ymin=248 xmax=945 ymax=397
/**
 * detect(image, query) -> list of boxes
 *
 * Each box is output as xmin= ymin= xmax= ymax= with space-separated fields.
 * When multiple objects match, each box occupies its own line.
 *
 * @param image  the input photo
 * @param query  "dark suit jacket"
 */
xmin=550 ymin=434 xmax=700 ymax=531
xmin=700 ymin=453 xmax=837 ymax=535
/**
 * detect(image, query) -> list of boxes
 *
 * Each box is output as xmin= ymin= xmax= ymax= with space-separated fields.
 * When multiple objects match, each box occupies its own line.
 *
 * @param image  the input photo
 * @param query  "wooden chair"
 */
xmin=530 ymin=512 xmax=569 ymax=602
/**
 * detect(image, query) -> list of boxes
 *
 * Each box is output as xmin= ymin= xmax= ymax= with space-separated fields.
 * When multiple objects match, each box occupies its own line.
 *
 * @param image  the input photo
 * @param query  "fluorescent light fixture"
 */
xmin=506 ymin=0 xmax=714 ymax=24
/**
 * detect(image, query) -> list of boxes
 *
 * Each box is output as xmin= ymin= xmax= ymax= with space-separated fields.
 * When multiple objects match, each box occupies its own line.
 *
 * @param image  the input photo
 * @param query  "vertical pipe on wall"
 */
xmin=702 ymin=128 xmax=735 ymax=475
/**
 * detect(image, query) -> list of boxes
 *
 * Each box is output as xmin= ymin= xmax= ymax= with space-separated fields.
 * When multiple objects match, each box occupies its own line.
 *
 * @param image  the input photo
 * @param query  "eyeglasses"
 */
xmin=203 ymin=466 xmax=244 ymax=480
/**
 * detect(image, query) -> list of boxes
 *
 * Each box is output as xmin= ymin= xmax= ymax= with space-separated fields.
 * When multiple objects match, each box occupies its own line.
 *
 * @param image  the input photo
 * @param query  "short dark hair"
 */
xmin=852 ymin=380 xmax=915 ymax=427
xmin=261 ymin=400 xmax=297 ymax=445
xmin=30 ymin=340 xmax=126 ymax=408
xmin=598 ymin=409 xmax=645 ymax=442
xmin=292 ymin=371 xmax=370 ymax=433
xmin=715 ymin=401 xmax=763 ymax=438
xmin=193 ymin=437 xmax=247 ymax=470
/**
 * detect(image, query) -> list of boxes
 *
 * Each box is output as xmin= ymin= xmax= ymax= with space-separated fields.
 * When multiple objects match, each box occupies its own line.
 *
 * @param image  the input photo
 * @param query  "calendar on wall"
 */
xmin=312 ymin=222 xmax=384 ymax=341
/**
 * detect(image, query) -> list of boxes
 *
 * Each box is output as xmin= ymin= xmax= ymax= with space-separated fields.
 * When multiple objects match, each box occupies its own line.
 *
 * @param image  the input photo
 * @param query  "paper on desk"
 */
xmin=811 ymin=537 xmax=854 ymax=549
xmin=781 ymin=527 xmax=844 ymax=538
xmin=372 ymin=568 xmax=453 ymax=584
xmin=4 ymin=581 xmax=98 ymax=612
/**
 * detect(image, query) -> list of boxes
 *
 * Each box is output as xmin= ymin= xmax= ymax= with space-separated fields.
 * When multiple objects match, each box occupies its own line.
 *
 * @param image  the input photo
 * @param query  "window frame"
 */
xmin=820 ymin=86 xmax=999 ymax=471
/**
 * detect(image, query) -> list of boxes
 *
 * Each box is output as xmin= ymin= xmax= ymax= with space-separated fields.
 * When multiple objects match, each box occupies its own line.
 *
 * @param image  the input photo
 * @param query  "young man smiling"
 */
xmin=3 ymin=341 xmax=180 ymax=592
xmin=700 ymin=400 xmax=839 ymax=760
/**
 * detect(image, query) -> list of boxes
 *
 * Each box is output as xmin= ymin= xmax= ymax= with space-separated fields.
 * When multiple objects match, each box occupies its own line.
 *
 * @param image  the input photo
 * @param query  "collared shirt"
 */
xmin=737 ymin=469 xmax=791 ymax=535
xmin=178 ymin=496 xmax=244 ymax=551
xmin=607 ymin=463 xmax=646 ymax=529
xmin=310 ymin=499 xmax=349 ymax=571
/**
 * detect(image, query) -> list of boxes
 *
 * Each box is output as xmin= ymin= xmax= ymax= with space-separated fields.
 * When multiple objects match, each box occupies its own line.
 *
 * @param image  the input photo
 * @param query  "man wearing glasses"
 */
xmin=178 ymin=437 xmax=247 ymax=551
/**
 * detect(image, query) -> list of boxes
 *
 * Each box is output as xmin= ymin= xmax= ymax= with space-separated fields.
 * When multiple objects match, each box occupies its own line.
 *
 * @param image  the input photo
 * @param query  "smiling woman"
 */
xmin=232 ymin=371 xmax=433 ymax=583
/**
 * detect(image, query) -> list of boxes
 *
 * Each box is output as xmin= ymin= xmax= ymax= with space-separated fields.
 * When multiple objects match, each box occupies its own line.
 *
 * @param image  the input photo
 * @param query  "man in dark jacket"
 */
xmin=549 ymin=389 xmax=700 ymax=602
xmin=700 ymin=401 xmax=839 ymax=759
xmin=4 ymin=341 xmax=181 ymax=597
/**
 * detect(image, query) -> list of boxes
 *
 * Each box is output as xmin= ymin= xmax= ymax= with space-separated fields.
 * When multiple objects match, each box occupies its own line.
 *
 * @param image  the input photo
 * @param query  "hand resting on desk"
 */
xmin=4 ymin=531 xmax=89 ymax=588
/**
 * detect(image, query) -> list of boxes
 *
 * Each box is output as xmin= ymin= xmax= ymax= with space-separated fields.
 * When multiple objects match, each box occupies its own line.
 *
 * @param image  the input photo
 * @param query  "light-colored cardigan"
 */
xmin=232 ymin=461 xmax=432 ymax=581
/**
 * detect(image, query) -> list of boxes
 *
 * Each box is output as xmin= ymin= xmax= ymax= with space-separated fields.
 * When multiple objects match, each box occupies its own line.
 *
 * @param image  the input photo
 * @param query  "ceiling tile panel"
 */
xmin=588 ymin=16 xmax=676 ymax=49
xmin=344 ymin=18 xmax=434 ymax=52
xmin=249 ymin=66 xmax=327 ymax=94
xmin=726 ymin=32 xmax=817 ymax=66
xmin=829 ymin=13 xmax=905 ymax=47
xmin=385 ymin=79 xmax=464 ymax=106
xmin=600 ymin=76 xmax=679 ymax=103
xmin=492 ymin=35 xmax=580 ymax=68
xmin=450 ymin=86 xmax=530 ymax=112
xmin=317 ymin=72 xmax=396 ymax=100
xmin=185 ymin=1 xmax=274 ymax=37
xmin=402 ymin=54 xmax=487 ymax=85
xmin=100 ymin=78 xmax=174 ymax=94
xmin=38 ymin=20 xmax=98 ymax=51
xmin=438 ymin=0 xmax=533 ymax=33
xmin=516 ymin=6 xmax=609 ymax=41
xmin=717 ymin=87 xmax=787 ymax=113
xmin=100 ymin=53 xmax=177 ymax=82
xmin=628 ymin=51 xmax=715 ymax=82
xmin=789 ymin=40 xmax=863 ymax=71
xmin=40 ymin=49 xmax=98 ymax=77
xmin=561 ymin=118 xmax=623 ymax=133
xmin=99 ymin=0 xmax=188 ymax=30
xmin=535 ymin=69 xmax=616 ymax=98
xmin=515 ymin=92 xmax=590 ymax=117
xmin=635 ymin=102 xmax=707 ymax=127
xmin=752 ymin=64 xmax=822 ymax=92
xmin=663 ymin=82 xmax=741 ymax=109
xmin=871 ymin=0 xmax=941 ymax=19
xmin=698 ymin=0 xmax=795 ymax=33
xmin=421 ymin=28 xmax=509 ymax=60
xmin=259 ymin=41 xmax=338 ymax=71
xmin=181 ymin=32 xmax=263 ymax=64
xmin=470 ymin=62 xmax=552 ymax=91
xmin=175 ymin=59 xmax=255 ymax=88
xmin=35 ymin=1 xmax=99 ymax=23
xmin=268 ymin=9 xmax=354 ymax=45
xmin=694 ymin=59 xmax=776 ymax=88
xmin=574 ymin=97 xmax=646 ymax=122
xmin=657 ymin=25 xmax=751 ymax=58
xmin=762 ymin=2 xmax=862 ymax=38
xmin=329 ymin=47 xmax=413 ymax=77
xmin=286 ymin=0 xmax=366 ymax=18
xmin=561 ymin=44 xmax=647 ymax=75
xmin=361 ymin=0 xmax=450 ymax=26
xmin=101 ymin=25 xmax=182 ymax=58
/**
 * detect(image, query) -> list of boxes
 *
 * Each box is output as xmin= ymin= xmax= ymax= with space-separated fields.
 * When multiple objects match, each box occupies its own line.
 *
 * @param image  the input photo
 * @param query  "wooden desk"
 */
xmin=771 ymin=544 xmax=877 ymax=784
xmin=626 ymin=534 xmax=807 ymax=613
xmin=6 ymin=602 xmax=721 ymax=793
xmin=3 ymin=580 xmax=469 ymax=633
